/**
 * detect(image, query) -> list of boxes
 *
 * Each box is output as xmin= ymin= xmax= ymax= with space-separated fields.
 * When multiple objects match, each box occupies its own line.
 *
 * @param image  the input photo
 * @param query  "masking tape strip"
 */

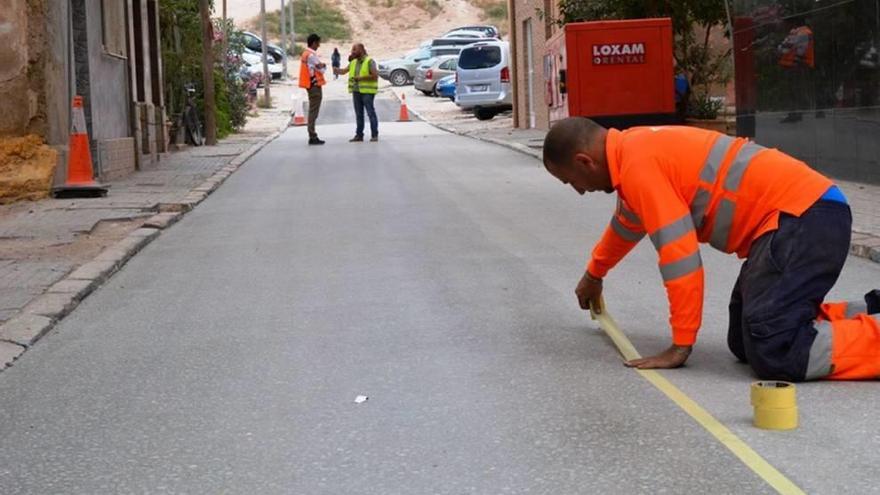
xmin=590 ymin=307 xmax=805 ymax=495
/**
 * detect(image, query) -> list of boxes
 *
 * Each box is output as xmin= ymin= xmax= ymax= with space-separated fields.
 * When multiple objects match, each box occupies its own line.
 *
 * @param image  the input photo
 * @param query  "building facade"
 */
xmin=508 ymin=0 xmax=561 ymax=130
xmin=0 ymin=0 xmax=166 ymax=203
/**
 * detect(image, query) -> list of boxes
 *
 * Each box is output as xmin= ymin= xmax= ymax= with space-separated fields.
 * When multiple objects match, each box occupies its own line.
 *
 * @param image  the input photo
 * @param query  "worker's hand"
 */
xmin=317 ymin=62 xmax=327 ymax=69
xmin=575 ymin=271 xmax=603 ymax=312
xmin=625 ymin=345 xmax=692 ymax=369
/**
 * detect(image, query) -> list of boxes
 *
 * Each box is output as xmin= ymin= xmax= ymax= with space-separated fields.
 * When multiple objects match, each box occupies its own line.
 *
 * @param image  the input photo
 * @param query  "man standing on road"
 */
xmin=334 ymin=43 xmax=380 ymax=142
xmin=299 ymin=33 xmax=327 ymax=145
xmin=542 ymin=117 xmax=880 ymax=381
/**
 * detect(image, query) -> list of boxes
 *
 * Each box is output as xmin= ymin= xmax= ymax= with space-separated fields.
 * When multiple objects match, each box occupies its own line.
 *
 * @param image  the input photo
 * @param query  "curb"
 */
xmin=392 ymin=89 xmax=880 ymax=266
xmin=0 ymin=124 xmax=287 ymax=371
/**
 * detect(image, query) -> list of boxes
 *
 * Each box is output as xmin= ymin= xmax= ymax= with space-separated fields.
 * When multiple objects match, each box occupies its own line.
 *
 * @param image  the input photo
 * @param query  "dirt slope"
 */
xmin=223 ymin=0 xmax=488 ymax=60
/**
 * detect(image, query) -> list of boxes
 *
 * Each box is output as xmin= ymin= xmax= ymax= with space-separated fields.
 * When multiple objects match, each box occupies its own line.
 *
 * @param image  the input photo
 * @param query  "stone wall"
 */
xmin=96 ymin=137 xmax=136 ymax=182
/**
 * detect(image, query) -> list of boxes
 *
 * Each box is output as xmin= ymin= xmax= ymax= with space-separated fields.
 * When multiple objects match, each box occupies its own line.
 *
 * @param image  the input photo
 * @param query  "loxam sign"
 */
xmin=592 ymin=43 xmax=646 ymax=65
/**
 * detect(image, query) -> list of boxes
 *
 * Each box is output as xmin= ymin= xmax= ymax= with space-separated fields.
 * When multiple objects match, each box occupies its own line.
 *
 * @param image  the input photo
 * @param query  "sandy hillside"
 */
xmin=222 ymin=0 xmax=487 ymax=60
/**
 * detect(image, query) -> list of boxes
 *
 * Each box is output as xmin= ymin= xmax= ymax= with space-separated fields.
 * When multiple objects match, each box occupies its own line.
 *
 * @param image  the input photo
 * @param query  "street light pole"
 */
xmin=289 ymin=0 xmax=296 ymax=58
xmin=280 ymin=0 xmax=288 ymax=78
xmin=260 ymin=0 xmax=271 ymax=104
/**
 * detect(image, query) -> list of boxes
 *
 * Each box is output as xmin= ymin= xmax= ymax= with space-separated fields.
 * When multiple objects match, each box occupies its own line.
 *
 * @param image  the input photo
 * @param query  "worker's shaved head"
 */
xmin=542 ymin=118 xmax=614 ymax=195
xmin=543 ymin=117 xmax=606 ymax=169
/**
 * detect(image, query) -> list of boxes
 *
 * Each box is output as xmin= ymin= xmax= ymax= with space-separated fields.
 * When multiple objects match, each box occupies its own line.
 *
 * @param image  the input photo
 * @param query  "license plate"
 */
xmin=471 ymin=85 xmax=489 ymax=92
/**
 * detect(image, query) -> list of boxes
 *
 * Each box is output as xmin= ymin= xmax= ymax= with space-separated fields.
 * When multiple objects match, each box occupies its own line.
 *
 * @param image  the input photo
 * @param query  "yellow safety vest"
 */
xmin=348 ymin=57 xmax=378 ymax=94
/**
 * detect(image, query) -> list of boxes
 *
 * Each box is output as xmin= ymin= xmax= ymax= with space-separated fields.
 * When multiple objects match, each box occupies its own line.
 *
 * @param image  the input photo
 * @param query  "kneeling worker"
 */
xmin=543 ymin=117 xmax=880 ymax=381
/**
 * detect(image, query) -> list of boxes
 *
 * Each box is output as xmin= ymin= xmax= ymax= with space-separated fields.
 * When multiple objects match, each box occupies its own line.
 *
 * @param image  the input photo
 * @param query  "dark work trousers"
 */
xmin=352 ymin=92 xmax=378 ymax=138
xmin=307 ymin=85 xmax=323 ymax=139
xmin=727 ymin=200 xmax=852 ymax=381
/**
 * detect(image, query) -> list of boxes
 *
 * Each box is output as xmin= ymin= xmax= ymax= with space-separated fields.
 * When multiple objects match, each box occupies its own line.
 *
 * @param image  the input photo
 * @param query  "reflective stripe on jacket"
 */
xmin=587 ymin=126 xmax=832 ymax=346
xmin=348 ymin=57 xmax=378 ymax=94
xmin=299 ymin=49 xmax=326 ymax=89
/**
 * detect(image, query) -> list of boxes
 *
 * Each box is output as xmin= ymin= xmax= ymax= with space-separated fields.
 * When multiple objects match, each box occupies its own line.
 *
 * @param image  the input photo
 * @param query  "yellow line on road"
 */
xmin=591 ymin=309 xmax=805 ymax=495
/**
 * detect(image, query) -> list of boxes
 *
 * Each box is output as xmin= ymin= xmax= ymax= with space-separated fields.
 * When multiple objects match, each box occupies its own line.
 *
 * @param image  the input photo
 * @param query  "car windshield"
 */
xmin=419 ymin=58 xmax=437 ymax=68
xmin=458 ymin=45 xmax=501 ymax=69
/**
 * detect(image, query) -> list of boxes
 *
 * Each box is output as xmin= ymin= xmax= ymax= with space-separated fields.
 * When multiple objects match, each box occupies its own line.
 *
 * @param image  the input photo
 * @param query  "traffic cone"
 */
xmin=53 ymin=96 xmax=107 ymax=198
xmin=291 ymin=99 xmax=307 ymax=126
xmin=397 ymin=93 xmax=411 ymax=122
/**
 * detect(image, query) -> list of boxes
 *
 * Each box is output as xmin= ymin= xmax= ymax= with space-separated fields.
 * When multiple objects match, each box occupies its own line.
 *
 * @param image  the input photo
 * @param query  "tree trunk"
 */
xmin=261 ymin=0 xmax=272 ymax=105
xmin=199 ymin=0 xmax=218 ymax=145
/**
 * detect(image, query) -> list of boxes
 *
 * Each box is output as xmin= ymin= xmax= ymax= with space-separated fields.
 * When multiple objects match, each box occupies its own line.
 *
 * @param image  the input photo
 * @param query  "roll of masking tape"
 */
xmin=751 ymin=381 xmax=798 ymax=430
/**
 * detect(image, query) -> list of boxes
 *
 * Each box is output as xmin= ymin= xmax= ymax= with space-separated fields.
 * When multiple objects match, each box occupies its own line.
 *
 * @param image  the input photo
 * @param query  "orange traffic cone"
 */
xmin=291 ymin=100 xmax=307 ymax=126
xmin=397 ymin=93 xmax=411 ymax=122
xmin=53 ymin=96 xmax=107 ymax=198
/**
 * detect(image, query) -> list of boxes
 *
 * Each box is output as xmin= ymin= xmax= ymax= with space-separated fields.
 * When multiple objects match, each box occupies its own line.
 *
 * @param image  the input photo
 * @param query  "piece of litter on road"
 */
xmin=354 ymin=395 xmax=368 ymax=404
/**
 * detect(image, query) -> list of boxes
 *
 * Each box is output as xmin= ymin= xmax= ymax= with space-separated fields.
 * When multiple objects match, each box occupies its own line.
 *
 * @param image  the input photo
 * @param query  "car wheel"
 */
xmin=474 ymin=107 xmax=496 ymax=121
xmin=390 ymin=70 xmax=409 ymax=86
xmin=448 ymin=97 xmax=455 ymax=102
xmin=431 ymin=84 xmax=440 ymax=97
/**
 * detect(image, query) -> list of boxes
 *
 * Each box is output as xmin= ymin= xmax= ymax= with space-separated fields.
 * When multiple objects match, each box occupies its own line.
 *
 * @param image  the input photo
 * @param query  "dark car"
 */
xmin=242 ymin=31 xmax=285 ymax=65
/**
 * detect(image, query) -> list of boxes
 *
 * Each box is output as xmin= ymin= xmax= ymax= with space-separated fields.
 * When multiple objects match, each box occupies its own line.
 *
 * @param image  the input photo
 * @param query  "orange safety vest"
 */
xmin=587 ymin=127 xmax=832 ymax=346
xmin=299 ymin=49 xmax=326 ymax=89
xmin=778 ymin=26 xmax=815 ymax=69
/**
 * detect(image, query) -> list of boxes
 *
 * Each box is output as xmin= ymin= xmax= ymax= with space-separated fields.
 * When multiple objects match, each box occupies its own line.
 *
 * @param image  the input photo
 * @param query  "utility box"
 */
xmin=545 ymin=18 xmax=676 ymax=128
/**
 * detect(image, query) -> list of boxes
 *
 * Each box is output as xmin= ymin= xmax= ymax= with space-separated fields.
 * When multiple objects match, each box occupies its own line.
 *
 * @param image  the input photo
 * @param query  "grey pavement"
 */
xmin=0 ymin=103 xmax=290 ymax=329
xmin=1 ymin=97 xmax=878 ymax=493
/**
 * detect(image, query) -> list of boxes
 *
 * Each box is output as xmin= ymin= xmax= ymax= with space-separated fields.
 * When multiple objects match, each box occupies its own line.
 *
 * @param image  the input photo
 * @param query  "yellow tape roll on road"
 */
xmin=751 ymin=381 xmax=799 ymax=430
xmin=589 ymin=300 xmax=805 ymax=495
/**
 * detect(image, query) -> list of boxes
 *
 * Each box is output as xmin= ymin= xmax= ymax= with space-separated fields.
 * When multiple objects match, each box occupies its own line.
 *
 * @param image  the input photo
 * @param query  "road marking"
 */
xmin=590 ymin=309 xmax=805 ymax=495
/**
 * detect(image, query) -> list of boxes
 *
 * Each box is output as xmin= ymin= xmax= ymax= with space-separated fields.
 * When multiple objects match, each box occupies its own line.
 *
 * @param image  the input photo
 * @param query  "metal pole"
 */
xmin=222 ymin=0 xmax=227 ymax=20
xmin=260 ymin=0 xmax=271 ymax=104
xmin=280 ymin=0 xmax=288 ymax=78
xmin=289 ymin=0 xmax=296 ymax=56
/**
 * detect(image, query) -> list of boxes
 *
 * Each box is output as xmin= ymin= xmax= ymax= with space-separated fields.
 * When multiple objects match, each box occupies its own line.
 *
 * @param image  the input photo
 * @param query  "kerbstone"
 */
xmin=68 ymin=260 xmax=118 ymax=282
xmin=0 ymin=314 xmax=54 ymax=346
xmin=23 ymin=293 xmax=77 ymax=320
xmin=47 ymin=278 xmax=96 ymax=299
xmin=143 ymin=212 xmax=182 ymax=230
xmin=0 ymin=341 xmax=24 ymax=369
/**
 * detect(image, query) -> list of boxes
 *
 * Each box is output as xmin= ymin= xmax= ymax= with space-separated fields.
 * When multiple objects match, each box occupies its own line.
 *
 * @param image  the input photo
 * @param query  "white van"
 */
xmin=455 ymin=41 xmax=512 ymax=120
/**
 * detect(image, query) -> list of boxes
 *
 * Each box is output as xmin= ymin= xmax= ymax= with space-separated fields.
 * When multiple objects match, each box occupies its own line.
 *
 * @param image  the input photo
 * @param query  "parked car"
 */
xmin=241 ymin=51 xmax=284 ymax=80
xmin=414 ymin=55 xmax=459 ymax=96
xmin=430 ymin=46 xmax=464 ymax=58
xmin=455 ymin=40 xmax=512 ymax=120
xmin=445 ymin=25 xmax=501 ymax=39
xmin=431 ymin=37 xmax=480 ymax=49
xmin=442 ymin=29 xmax=490 ymax=39
xmin=437 ymin=74 xmax=456 ymax=101
xmin=241 ymin=31 xmax=285 ymax=65
xmin=378 ymin=46 xmax=433 ymax=86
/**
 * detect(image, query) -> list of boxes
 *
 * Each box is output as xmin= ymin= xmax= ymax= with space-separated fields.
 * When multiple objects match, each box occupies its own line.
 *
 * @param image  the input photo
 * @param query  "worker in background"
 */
xmin=542 ymin=117 xmax=880 ymax=381
xmin=299 ymin=33 xmax=327 ymax=145
xmin=331 ymin=48 xmax=342 ymax=80
xmin=777 ymin=19 xmax=815 ymax=123
xmin=334 ymin=43 xmax=380 ymax=142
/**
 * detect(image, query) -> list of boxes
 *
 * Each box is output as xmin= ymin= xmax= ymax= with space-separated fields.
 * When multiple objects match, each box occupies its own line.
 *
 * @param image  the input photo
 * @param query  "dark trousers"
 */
xmin=727 ymin=200 xmax=852 ymax=381
xmin=353 ymin=92 xmax=378 ymax=138
xmin=307 ymin=85 xmax=323 ymax=139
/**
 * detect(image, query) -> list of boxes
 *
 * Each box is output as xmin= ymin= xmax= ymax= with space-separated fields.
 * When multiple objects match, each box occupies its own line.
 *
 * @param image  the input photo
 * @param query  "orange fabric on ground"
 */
xmin=827 ymin=315 xmax=880 ymax=380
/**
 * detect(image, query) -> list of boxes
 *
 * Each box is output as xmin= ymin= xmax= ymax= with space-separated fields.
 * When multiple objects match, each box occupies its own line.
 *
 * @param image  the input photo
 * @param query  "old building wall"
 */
xmin=509 ymin=0 xmax=559 ymax=130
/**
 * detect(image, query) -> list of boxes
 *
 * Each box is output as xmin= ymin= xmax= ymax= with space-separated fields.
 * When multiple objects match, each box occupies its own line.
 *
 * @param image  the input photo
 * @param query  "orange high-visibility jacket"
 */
xmin=778 ymin=26 xmax=815 ymax=69
xmin=299 ymin=49 xmax=326 ymax=89
xmin=587 ymin=127 xmax=832 ymax=346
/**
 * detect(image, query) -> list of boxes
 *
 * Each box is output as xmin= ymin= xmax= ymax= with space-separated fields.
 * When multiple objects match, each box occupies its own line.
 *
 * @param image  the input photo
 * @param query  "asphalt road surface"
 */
xmin=1 ymin=97 xmax=879 ymax=494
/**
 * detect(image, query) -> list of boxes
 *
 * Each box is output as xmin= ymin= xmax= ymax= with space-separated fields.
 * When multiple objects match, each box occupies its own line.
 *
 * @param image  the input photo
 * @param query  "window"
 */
xmin=101 ymin=0 xmax=127 ymax=57
xmin=440 ymin=59 xmax=457 ymax=70
xmin=459 ymin=45 xmax=501 ymax=69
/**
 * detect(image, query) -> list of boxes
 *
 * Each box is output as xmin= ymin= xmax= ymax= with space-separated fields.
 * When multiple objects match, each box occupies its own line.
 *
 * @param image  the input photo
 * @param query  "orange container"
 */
xmin=546 ymin=18 xmax=676 ymax=128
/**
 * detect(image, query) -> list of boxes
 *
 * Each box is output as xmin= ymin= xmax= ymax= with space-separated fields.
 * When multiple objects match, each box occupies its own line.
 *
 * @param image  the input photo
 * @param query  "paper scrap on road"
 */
xmin=354 ymin=395 xmax=369 ymax=404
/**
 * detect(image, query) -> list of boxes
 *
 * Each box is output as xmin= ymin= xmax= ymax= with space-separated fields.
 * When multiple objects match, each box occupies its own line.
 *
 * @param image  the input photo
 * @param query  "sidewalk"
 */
xmin=0 ymin=83 xmax=295 ymax=363
xmin=390 ymin=86 xmax=880 ymax=264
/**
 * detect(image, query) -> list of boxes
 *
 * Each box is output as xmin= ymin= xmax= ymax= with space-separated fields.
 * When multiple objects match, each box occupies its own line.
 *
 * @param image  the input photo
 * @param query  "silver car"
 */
xmin=377 ymin=47 xmax=432 ymax=86
xmin=455 ymin=41 xmax=512 ymax=120
xmin=413 ymin=56 xmax=458 ymax=96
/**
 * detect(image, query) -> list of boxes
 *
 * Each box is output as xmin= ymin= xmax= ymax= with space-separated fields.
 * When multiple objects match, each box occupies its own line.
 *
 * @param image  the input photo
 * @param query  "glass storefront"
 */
xmin=728 ymin=0 xmax=880 ymax=184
